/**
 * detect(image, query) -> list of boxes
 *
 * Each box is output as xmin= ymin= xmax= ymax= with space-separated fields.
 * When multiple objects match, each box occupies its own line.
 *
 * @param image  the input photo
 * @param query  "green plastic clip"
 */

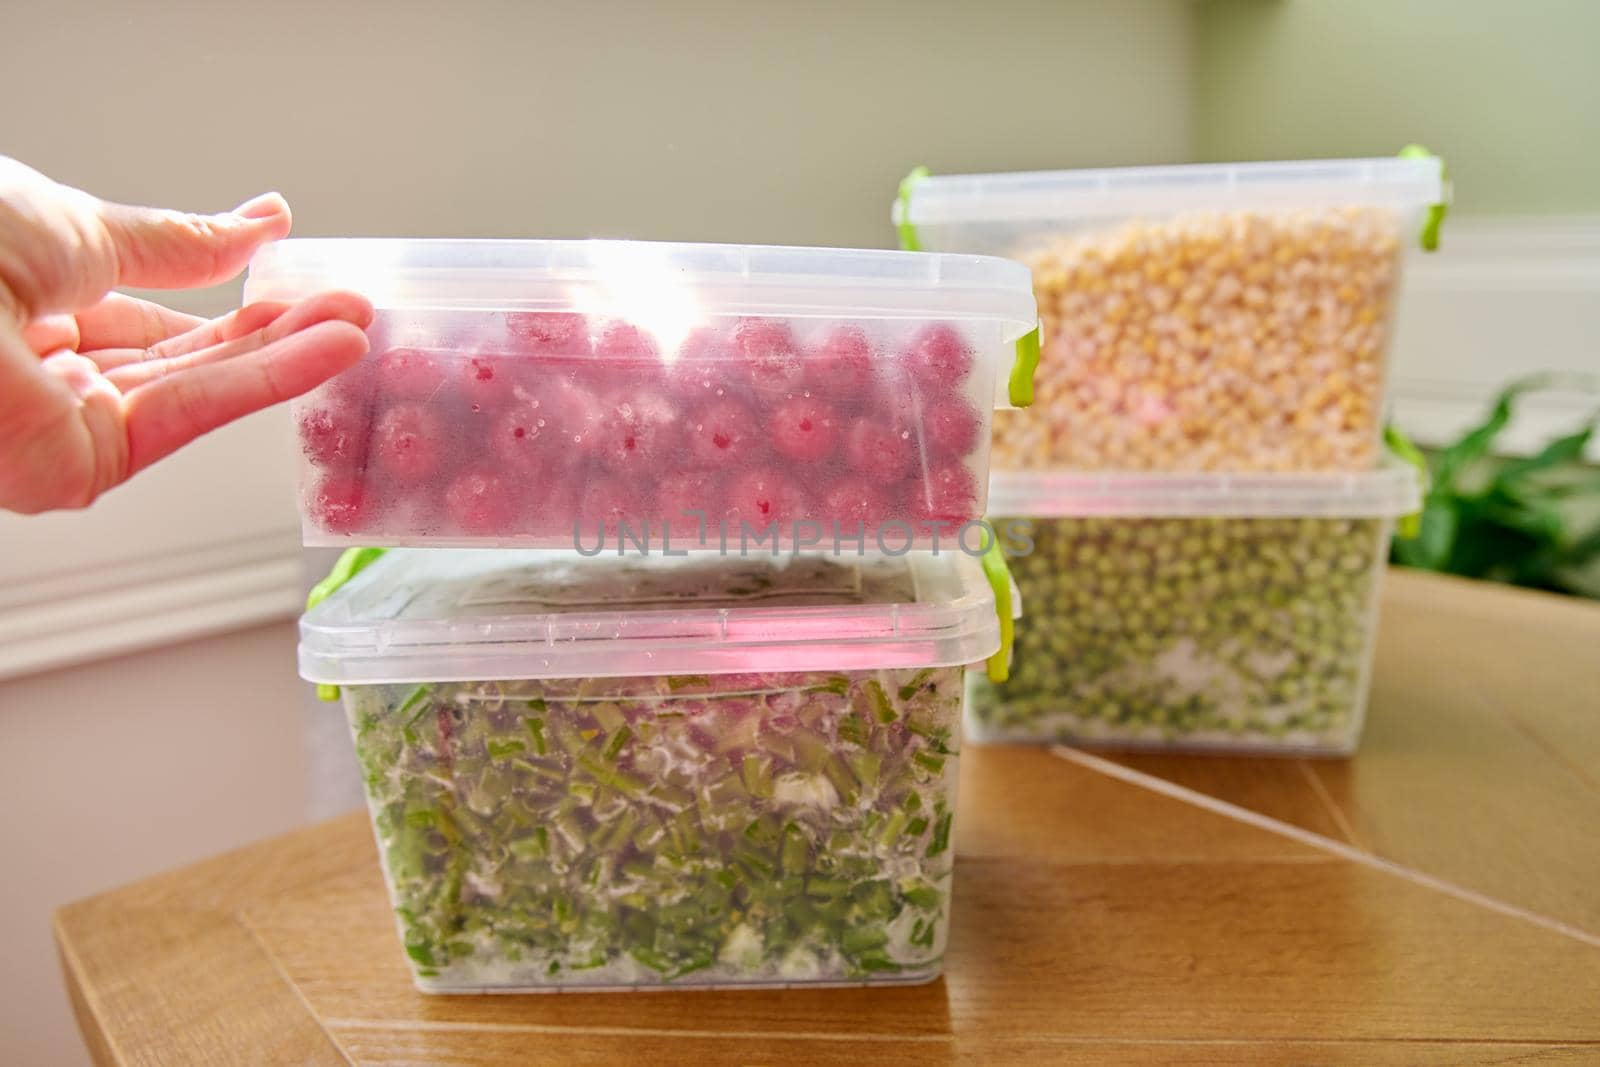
xmin=1398 ymin=144 xmax=1449 ymax=252
xmin=306 ymin=547 xmax=387 ymax=701
xmin=895 ymin=165 xmax=930 ymax=252
xmin=978 ymin=530 xmax=1016 ymax=684
xmin=1382 ymin=424 xmax=1431 ymax=540
xmin=1009 ymin=324 xmax=1041 ymax=408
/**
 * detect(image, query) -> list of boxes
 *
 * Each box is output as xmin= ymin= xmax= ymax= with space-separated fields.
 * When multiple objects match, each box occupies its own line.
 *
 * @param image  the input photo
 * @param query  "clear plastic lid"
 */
xmin=895 ymin=157 xmax=1446 ymax=226
xmin=299 ymin=550 xmax=1003 ymax=685
xmin=246 ymin=238 xmax=1037 ymax=335
xmin=986 ymin=463 xmax=1422 ymax=519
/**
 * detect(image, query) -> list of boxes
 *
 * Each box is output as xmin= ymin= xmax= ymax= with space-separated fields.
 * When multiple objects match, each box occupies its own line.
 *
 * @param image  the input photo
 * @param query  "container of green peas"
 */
xmin=970 ymin=463 xmax=1421 ymax=754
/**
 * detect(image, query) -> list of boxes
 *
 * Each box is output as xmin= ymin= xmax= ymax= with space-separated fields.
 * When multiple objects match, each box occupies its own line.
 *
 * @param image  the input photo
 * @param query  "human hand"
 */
xmin=0 ymin=157 xmax=373 ymax=513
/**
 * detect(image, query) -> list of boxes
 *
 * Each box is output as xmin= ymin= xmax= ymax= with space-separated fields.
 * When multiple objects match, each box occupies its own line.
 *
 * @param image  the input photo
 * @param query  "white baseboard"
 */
xmin=0 ymin=406 xmax=307 ymax=683
xmin=0 ymin=529 xmax=303 ymax=682
xmin=1389 ymin=216 xmax=1600 ymax=457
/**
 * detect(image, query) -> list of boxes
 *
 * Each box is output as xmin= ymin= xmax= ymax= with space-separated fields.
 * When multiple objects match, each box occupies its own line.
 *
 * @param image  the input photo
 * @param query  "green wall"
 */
xmin=1195 ymin=0 xmax=1600 ymax=215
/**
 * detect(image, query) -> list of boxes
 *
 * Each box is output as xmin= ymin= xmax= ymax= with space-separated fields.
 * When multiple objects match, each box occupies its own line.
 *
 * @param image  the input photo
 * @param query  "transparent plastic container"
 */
xmin=247 ymin=240 xmax=1038 ymax=548
xmin=968 ymin=464 xmax=1421 ymax=755
xmin=299 ymin=549 xmax=1009 ymax=991
xmin=895 ymin=159 xmax=1447 ymax=472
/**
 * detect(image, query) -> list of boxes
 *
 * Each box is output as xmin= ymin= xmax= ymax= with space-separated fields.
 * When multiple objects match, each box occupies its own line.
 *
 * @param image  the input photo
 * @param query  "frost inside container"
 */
xmin=299 ymin=550 xmax=1004 ymax=991
xmin=968 ymin=465 xmax=1420 ymax=754
xmin=248 ymin=240 xmax=1038 ymax=548
xmin=895 ymin=158 xmax=1446 ymax=472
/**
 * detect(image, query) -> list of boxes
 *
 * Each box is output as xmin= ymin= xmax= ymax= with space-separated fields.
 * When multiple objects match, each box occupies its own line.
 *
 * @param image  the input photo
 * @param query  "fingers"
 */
xmin=102 ymin=291 xmax=370 ymax=388
xmin=90 ymin=300 xmax=291 ymax=375
xmin=99 ymin=190 xmax=292 ymax=291
xmin=73 ymin=292 xmax=206 ymax=352
xmin=152 ymin=291 xmax=362 ymax=362
xmin=24 ymin=293 xmax=254 ymax=361
xmin=145 ymin=300 xmax=291 ymax=358
xmin=123 ymin=318 xmax=369 ymax=475
xmin=21 ymin=314 xmax=79 ymax=355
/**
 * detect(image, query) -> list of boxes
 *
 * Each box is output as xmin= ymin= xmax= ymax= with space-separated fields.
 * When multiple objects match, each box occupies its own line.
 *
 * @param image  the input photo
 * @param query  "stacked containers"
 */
xmin=261 ymin=239 xmax=1038 ymax=990
xmin=896 ymin=158 xmax=1444 ymax=753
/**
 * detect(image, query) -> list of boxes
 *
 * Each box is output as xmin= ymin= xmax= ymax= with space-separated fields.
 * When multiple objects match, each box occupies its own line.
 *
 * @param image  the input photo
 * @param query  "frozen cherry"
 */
xmin=297 ymin=399 xmax=368 ymax=470
xmin=541 ymin=379 xmax=607 ymax=457
xmin=922 ymin=395 xmax=981 ymax=457
xmin=654 ymin=470 xmax=721 ymax=530
xmin=821 ymin=478 xmax=891 ymax=527
xmin=309 ymin=473 xmax=374 ymax=535
xmin=444 ymin=469 xmax=520 ymax=535
xmin=734 ymin=318 xmax=804 ymax=399
xmin=688 ymin=397 xmax=763 ymax=469
xmin=526 ymin=480 xmax=580 ymax=537
xmin=903 ymin=324 xmax=974 ymax=394
xmin=591 ymin=322 xmax=666 ymax=395
xmin=458 ymin=353 xmax=519 ymax=414
xmin=906 ymin=462 xmax=978 ymax=524
xmin=489 ymin=397 xmax=567 ymax=476
xmin=597 ymin=390 xmax=681 ymax=474
xmin=594 ymin=321 xmax=659 ymax=359
xmin=680 ymin=326 xmax=731 ymax=360
xmin=806 ymin=325 xmax=876 ymax=399
xmin=579 ymin=475 xmax=648 ymax=535
xmin=373 ymin=403 xmax=444 ymax=483
xmin=505 ymin=312 xmax=590 ymax=355
xmin=324 ymin=358 xmax=377 ymax=408
xmin=664 ymin=326 xmax=732 ymax=403
xmin=374 ymin=348 xmax=447 ymax=402
xmin=842 ymin=416 xmax=917 ymax=480
xmin=768 ymin=396 xmax=840 ymax=463
xmin=726 ymin=468 xmax=810 ymax=529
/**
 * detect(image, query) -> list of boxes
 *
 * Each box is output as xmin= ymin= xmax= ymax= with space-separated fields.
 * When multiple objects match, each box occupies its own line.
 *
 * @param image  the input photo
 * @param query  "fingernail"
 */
xmin=232 ymin=191 xmax=289 ymax=221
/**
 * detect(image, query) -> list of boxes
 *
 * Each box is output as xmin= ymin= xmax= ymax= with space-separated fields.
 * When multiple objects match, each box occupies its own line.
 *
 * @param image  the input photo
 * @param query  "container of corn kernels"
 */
xmin=967 ymin=462 xmax=1421 ymax=755
xmin=893 ymin=159 xmax=1447 ymax=472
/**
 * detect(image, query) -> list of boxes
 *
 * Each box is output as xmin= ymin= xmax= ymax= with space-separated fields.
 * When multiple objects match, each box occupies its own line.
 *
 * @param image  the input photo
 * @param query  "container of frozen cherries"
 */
xmin=299 ymin=547 xmax=1014 ymax=991
xmin=246 ymin=239 xmax=1040 ymax=549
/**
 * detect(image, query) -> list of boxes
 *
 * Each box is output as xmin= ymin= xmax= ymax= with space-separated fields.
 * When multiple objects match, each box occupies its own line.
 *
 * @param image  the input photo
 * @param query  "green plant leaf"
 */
xmin=1414 ymin=499 xmax=1465 ymax=572
xmin=1433 ymin=373 xmax=1591 ymax=488
xmin=1394 ymin=373 xmax=1600 ymax=599
xmin=1383 ymin=424 xmax=1430 ymax=539
xmin=1493 ymin=425 xmax=1596 ymax=487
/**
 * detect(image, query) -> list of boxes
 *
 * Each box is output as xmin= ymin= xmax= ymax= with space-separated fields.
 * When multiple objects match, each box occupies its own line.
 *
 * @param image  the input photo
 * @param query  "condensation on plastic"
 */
xmin=299 ymin=550 xmax=1002 ymax=686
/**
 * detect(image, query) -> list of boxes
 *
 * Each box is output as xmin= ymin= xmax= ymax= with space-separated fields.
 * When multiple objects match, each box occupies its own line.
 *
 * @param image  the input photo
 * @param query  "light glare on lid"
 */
xmin=563 ymin=242 xmax=704 ymax=362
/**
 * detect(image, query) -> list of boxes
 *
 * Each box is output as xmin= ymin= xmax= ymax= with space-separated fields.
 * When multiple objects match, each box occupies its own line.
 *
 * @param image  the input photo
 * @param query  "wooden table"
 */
xmin=55 ymin=570 xmax=1600 ymax=1065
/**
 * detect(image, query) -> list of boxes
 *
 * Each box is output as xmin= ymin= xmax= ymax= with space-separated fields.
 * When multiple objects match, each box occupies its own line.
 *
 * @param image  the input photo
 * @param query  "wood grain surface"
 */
xmin=1110 ymin=567 xmax=1600 ymax=935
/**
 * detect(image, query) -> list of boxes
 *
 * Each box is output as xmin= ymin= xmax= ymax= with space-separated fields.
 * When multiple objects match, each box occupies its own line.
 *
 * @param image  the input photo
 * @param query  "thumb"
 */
xmin=98 ymin=191 xmax=293 ymax=291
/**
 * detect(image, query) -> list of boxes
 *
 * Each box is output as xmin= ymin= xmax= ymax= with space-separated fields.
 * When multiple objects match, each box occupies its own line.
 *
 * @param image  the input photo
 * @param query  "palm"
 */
xmin=0 ymin=158 xmax=372 ymax=513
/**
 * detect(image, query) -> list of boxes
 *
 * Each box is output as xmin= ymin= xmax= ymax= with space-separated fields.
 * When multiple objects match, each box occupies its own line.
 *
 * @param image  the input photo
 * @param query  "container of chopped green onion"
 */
xmin=299 ymin=550 xmax=1005 ymax=991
